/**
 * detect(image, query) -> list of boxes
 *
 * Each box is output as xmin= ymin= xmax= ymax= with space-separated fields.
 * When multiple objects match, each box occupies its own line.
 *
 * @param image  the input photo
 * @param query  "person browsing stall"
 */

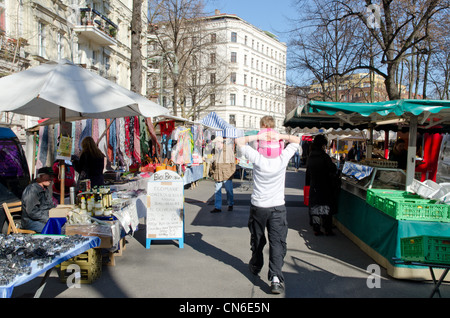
xmin=305 ymin=134 xmax=339 ymax=236
xmin=21 ymin=167 xmax=57 ymax=233
xmin=72 ymin=136 xmax=106 ymax=187
xmin=210 ymin=136 xmax=236 ymax=213
xmin=235 ymin=116 xmax=300 ymax=294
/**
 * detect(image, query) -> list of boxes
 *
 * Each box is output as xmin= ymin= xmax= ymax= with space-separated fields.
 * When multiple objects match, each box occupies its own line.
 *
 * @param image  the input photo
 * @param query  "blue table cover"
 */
xmin=42 ymin=217 xmax=67 ymax=235
xmin=0 ymin=235 xmax=100 ymax=298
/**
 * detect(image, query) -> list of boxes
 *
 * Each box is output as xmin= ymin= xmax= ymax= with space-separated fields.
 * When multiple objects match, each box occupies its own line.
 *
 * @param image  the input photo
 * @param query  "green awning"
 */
xmin=308 ymin=99 xmax=450 ymax=116
xmin=284 ymin=99 xmax=450 ymax=131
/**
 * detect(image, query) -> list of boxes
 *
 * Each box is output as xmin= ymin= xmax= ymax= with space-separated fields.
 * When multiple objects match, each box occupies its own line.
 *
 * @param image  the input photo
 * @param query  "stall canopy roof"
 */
xmin=284 ymin=99 xmax=450 ymax=132
xmin=0 ymin=59 xmax=169 ymax=120
xmin=201 ymin=112 xmax=242 ymax=138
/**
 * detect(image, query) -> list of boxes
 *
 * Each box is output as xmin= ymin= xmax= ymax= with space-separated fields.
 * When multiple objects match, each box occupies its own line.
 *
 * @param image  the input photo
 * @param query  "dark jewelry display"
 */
xmin=0 ymin=234 xmax=89 ymax=286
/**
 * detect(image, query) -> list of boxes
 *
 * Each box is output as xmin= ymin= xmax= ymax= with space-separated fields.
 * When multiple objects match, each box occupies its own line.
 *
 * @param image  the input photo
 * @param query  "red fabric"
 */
xmin=303 ymin=186 xmax=310 ymax=206
xmin=133 ymin=116 xmax=141 ymax=163
xmin=416 ymin=133 xmax=442 ymax=181
xmin=159 ymin=120 xmax=175 ymax=136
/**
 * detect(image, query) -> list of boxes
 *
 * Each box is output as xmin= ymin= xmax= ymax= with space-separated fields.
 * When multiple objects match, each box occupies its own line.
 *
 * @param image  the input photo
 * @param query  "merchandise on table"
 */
xmin=0 ymin=234 xmax=89 ymax=286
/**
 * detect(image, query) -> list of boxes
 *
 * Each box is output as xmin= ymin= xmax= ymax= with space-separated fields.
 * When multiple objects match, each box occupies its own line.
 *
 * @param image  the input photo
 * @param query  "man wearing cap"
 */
xmin=21 ymin=167 xmax=57 ymax=233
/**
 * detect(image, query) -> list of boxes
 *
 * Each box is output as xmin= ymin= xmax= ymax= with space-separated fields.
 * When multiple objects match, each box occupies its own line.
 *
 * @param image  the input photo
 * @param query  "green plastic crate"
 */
xmin=384 ymin=198 xmax=450 ymax=222
xmin=366 ymin=189 xmax=420 ymax=211
xmin=401 ymin=236 xmax=450 ymax=264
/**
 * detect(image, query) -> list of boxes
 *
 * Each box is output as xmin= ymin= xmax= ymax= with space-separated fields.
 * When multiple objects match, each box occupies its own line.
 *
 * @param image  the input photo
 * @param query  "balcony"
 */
xmin=73 ymin=8 xmax=118 ymax=47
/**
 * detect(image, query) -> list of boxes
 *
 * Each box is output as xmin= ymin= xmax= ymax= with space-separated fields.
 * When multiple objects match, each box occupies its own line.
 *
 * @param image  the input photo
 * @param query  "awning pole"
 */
xmin=406 ymin=116 xmax=418 ymax=192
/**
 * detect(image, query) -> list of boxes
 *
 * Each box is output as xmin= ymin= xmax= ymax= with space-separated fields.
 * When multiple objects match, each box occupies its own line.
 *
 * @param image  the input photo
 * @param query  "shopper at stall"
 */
xmin=21 ymin=167 xmax=57 ymax=233
xmin=210 ymin=136 xmax=235 ymax=213
xmin=305 ymin=134 xmax=339 ymax=236
xmin=389 ymin=138 xmax=407 ymax=169
xmin=72 ymin=136 xmax=106 ymax=187
xmin=235 ymin=116 xmax=300 ymax=294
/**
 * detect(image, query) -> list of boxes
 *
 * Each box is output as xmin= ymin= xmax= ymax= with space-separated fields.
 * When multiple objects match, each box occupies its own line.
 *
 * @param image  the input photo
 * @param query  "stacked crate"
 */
xmin=401 ymin=236 xmax=450 ymax=264
xmin=59 ymin=248 xmax=102 ymax=284
xmin=366 ymin=189 xmax=450 ymax=222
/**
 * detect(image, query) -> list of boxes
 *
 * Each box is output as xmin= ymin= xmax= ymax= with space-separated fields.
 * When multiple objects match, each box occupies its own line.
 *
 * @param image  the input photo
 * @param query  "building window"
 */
xmin=210 ymin=53 xmax=216 ymax=65
xmin=230 ymin=72 xmax=236 ymax=84
xmin=231 ymin=32 xmax=237 ymax=42
xmin=243 ymin=95 xmax=247 ymax=106
xmin=0 ymin=0 xmax=5 ymax=32
xmin=210 ymin=94 xmax=215 ymax=106
xmin=231 ymin=52 xmax=237 ymax=63
xmin=57 ymin=33 xmax=63 ymax=60
xmin=244 ymin=35 xmax=247 ymax=45
xmin=38 ymin=22 xmax=46 ymax=58
xmin=210 ymin=73 xmax=216 ymax=84
xmin=229 ymin=114 xmax=236 ymax=125
xmin=211 ymin=33 xmax=216 ymax=43
xmin=230 ymin=94 xmax=236 ymax=106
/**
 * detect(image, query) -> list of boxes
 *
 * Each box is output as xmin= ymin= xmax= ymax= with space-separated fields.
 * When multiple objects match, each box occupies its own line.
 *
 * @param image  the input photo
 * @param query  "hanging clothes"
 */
xmin=133 ymin=116 xmax=141 ymax=163
xmin=97 ymin=119 xmax=108 ymax=160
xmin=146 ymin=117 xmax=160 ymax=157
xmin=109 ymin=119 xmax=117 ymax=166
xmin=92 ymin=119 xmax=99 ymax=143
xmin=171 ymin=126 xmax=193 ymax=165
xmin=159 ymin=120 xmax=175 ymax=137
xmin=36 ymin=125 xmax=48 ymax=170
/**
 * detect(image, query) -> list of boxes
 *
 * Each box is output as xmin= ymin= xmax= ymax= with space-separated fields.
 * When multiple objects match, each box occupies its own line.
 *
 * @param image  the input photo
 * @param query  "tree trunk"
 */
xmin=130 ymin=0 xmax=142 ymax=94
xmin=386 ymin=61 xmax=401 ymax=100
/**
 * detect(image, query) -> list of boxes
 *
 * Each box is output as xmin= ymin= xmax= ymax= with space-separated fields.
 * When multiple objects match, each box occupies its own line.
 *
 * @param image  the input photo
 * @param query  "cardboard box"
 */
xmin=49 ymin=205 xmax=75 ymax=218
xmin=64 ymin=221 xmax=118 ymax=249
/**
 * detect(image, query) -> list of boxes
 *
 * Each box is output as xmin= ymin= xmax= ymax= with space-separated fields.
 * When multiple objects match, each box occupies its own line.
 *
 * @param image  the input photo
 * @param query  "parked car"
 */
xmin=0 ymin=127 xmax=31 ymax=234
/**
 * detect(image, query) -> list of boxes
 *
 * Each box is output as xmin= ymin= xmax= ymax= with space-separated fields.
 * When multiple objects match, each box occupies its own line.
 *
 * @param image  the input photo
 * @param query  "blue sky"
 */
xmin=203 ymin=0 xmax=297 ymax=44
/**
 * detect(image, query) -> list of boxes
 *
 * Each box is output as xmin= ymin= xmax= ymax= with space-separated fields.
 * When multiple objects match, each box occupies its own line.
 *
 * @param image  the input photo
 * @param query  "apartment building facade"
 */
xmin=0 ymin=0 xmax=148 ymax=140
xmin=147 ymin=10 xmax=287 ymax=132
xmin=307 ymin=73 xmax=420 ymax=103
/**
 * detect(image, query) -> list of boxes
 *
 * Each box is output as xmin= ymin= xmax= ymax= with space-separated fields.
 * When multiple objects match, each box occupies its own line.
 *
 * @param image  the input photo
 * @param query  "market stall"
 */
xmin=285 ymin=99 xmax=450 ymax=280
xmin=0 ymin=60 xmax=169 ymax=272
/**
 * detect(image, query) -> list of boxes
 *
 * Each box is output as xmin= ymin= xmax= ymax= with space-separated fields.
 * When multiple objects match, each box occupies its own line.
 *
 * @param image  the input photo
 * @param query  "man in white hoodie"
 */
xmin=235 ymin=116 xmax=300 ymax=294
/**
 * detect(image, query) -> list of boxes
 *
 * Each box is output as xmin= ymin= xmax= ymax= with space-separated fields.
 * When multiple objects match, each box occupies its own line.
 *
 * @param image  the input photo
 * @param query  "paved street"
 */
xmin=11 ymin=168 xmax=450 ymax=300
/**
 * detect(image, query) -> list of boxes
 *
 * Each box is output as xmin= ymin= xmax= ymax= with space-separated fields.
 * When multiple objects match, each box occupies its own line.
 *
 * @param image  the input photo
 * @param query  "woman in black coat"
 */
xmin=305 ymin=134 xmax=339 ymax=236
xmin=72 ymin=136 xmax=105 ymax=187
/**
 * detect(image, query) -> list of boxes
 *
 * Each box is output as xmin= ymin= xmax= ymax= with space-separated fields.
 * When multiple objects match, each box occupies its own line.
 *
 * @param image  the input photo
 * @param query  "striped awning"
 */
xmin=201 ymin=112 xmax=242 ymax=138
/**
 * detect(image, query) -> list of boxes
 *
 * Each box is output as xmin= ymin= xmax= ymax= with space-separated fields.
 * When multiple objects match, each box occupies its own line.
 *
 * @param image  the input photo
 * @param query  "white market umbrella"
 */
xmin=0 ymin=59 xmax=169 ymax=202
xmin=0 ymin=59 xmax=169 ymax=120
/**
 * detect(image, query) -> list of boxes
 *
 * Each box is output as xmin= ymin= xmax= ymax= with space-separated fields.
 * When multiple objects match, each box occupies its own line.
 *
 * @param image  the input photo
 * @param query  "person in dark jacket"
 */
xmin=72 ymin=136 xmax=105 ymax=187
xmin=21 ymin=167 xmax=57 ymax=233
xmin=389 ymin=138 xmax=407 ymax=169
xmin=305 ymin=134 xmax=339 ymax=236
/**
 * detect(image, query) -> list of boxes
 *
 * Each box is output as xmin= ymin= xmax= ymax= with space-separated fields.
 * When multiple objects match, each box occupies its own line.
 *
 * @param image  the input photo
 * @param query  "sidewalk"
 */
xmin=11 ymin=168 xmax=450 ymax=298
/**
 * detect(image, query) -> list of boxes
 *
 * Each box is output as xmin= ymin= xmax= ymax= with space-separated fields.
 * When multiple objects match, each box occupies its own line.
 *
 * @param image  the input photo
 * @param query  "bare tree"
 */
xmin=289 ymin=0 xmax=370 ymax=101
xmin=289 ymin=0 xmax=449 ymax=100
xmin=148 ymin=0 xmax=230 ymax=119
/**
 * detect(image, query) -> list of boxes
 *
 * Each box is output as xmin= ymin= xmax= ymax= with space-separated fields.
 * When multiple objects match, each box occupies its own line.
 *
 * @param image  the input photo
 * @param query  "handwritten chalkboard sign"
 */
xmin=146 ymin=170 xmax=184 ymax=248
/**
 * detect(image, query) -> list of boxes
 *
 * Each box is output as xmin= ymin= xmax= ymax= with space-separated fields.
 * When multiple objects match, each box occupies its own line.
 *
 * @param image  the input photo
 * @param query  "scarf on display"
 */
xmin=133 ymin=116 xmax=141 ymax=163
